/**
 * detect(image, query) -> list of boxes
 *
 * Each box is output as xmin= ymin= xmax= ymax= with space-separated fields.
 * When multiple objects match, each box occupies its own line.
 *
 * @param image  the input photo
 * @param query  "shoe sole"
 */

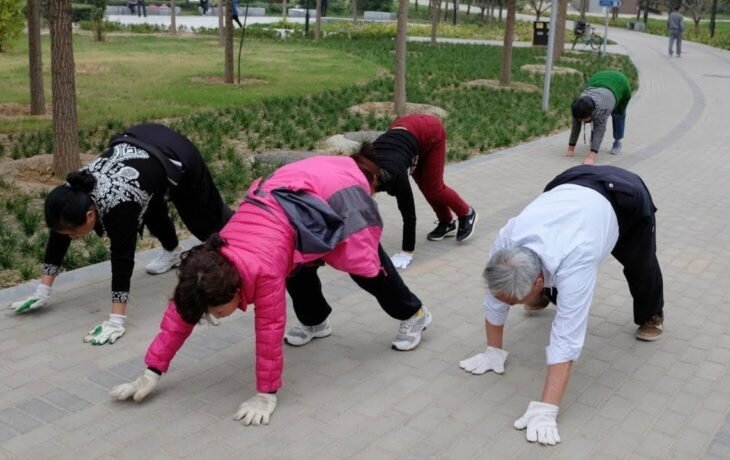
xmin=284 ymin=329 xmax=332 ymax=347
xmin=635 ymin=331 xmax=662 ymax=342
xmin=391 ymin=312 xmax=433 ymax=351
xmin=457 ymin=213 xmax=479 ymax=242
xmin=427 ymin=230 xmax=456 ymax=241
xmin=145 ymin=261 xmax=181 ymax=275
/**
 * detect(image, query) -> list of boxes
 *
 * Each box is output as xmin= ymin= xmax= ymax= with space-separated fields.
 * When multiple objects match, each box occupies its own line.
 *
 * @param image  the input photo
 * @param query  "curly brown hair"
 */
xmin=173 ymin=233 xmax=242 ymax=324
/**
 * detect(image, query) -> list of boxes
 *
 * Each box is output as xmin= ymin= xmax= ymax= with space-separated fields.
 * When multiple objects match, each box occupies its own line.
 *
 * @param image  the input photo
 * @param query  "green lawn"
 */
xmin=0 ymin=33 xmax=380 ymax=133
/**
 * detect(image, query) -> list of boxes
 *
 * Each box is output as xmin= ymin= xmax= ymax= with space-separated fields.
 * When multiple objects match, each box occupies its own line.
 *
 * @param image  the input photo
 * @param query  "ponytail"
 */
xmin=173 ymin=233 xmax=241 ymax=325
xmin=45 ymin=170 xmax=97 ymax=231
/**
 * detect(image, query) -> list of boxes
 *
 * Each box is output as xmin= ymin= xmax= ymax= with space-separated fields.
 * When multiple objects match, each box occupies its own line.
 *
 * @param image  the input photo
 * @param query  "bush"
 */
xmin=0 ymin=0 xmax=24 ymax=52
xmin=358 ymin=0 xmax=393 ymax=12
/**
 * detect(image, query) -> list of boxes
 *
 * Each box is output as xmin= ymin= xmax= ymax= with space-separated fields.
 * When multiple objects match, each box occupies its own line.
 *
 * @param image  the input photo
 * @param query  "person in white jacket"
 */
xmin=459 ymin=165 xmax=664 ymax=446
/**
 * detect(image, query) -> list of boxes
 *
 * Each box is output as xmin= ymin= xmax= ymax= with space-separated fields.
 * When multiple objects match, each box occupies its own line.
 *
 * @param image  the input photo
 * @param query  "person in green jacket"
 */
xmin=567 ymin=70 xmax=632 ymax=165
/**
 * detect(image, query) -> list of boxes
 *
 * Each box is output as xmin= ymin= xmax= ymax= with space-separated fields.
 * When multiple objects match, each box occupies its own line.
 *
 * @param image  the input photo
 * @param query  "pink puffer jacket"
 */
xmin=145 ymin=156 xmax=383 ymax=393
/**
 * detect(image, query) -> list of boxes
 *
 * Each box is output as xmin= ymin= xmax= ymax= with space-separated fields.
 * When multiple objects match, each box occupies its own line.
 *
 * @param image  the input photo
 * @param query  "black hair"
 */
xmin=571 ymin=96 xmax=595 ymax=120
xmin=44 ymin=170 xmax=97 ymax=231
xmin=351 ymin=142 xmax=381 ymax=192
xmin=173 ymin=233 xmax=242 ymax=325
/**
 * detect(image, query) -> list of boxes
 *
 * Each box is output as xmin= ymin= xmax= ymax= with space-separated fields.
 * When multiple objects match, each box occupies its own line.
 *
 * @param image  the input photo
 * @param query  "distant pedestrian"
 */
xmin=232 ymin=0 xmax=243 ymax=27
xmin=200 ymin=0 xmax=210 ymax=15
xmin=127 ymin=0 xmax=137 ymax=15
xmin=668 ymin=5 xmax=684 ymax=57
xmin=567 ymin=70 xmax=632 ymax=164
xmin=137 ymin=0 xmax=147 ymax=17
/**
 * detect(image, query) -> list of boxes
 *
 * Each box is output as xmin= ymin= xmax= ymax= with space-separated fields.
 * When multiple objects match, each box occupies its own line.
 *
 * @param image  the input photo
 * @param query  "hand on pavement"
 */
xmin=565 ymin=146 xmax=575 ymax=157
xmin=514 ymin=401 xmax=561 ymax=446
xmin=9 ymin=284 xmax=51 ymax=313
xmin=390 ymin=252 xmax=413 ymax=270
xmin=110 ymin=369 xmax=160 ymax=402
xmin=459 ymin=346 xmax=508 ymax=374
xmin=233 ymin=393 xmax=278 ymax=426
xmin=84 ymin=321 xmax=126 ymax=345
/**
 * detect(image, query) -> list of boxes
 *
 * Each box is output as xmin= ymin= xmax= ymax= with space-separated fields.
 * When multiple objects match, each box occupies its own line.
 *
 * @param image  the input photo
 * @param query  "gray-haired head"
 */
xmin=484 ymin=247 xmax=542 ymax=301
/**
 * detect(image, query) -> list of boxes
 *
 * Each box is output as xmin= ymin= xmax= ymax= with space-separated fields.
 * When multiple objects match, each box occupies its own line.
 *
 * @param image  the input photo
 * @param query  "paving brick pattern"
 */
xmin=2 ymin=25 xmax=730 ymax=459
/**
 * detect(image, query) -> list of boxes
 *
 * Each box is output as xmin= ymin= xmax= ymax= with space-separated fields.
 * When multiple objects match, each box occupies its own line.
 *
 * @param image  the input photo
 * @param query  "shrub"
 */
xmin=71 ymin=3 xmax=94 ymax=22
xmin=358 ymin=0 xmax=393 ymax=12
xmin=0 ymin=0 xmax=24 ymax=52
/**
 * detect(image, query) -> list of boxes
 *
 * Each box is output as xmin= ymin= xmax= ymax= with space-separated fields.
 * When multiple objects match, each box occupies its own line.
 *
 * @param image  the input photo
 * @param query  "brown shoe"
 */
xmin=524 ymin=294 xmax=550 ymax=312
xmin=636 ymin=314 xmax=664 ymax=341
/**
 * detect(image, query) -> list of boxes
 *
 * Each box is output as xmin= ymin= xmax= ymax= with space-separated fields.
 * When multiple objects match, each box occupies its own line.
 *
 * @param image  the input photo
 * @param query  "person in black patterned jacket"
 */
xmin=8 ymin=124 xmax=233 ymax=345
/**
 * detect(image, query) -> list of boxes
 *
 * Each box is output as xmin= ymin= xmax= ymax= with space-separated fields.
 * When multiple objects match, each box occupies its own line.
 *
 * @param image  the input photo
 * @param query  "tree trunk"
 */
xmin=394 ymin=0 xmax=408 ymax=116
xmin=467 ymin=0 xmax=472 ymax=15
xmin=283 ymin=0 xmax=288 ymax=19
xmin=27 ymin=0 xmax=46 ymax=116
xmin=431 ymin=0 xmax=440 ymax=45
xmin=499 ymin=0 xmax=516 ymax=85
xmin=171 ymin=0 xmax=177 ymax=34
xmin=710 ymin=0 xmax=718 ymax=37
xmin=50 ymin=0 xmax=80 ymax=177
xmin=315 ymin=0 xmax=321 ymax=40
xmin=453 ymin=0 xmax=458 ymax=24
xmin=579 ymin=0 xmax=587 ymax=20
xmin=219 ymin=0 xmax=224 ymax=44
xmin=551 ymin=0 xmax=567 ymax=62
xmin=352 ymin=0 xmax=357 ymax=22
xmin=499 ymin=0 xmax=504 ymax=21
xmin=224 ymin=0 xmax=234 ymax=83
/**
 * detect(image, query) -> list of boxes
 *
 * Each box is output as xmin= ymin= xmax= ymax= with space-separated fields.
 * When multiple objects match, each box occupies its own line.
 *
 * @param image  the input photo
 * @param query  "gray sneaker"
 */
xmin=610 ymin=141 xmax=622 ymax=155
xmin=284 ymin=319 xmax=332 ymax=346
xmin=392 ymin=307 xmax=432 ymax=351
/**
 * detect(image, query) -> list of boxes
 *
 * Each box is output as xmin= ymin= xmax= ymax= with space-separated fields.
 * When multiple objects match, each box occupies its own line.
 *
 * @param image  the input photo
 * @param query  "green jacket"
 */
xmin=587 ymin=71 xmax=632 ymax=115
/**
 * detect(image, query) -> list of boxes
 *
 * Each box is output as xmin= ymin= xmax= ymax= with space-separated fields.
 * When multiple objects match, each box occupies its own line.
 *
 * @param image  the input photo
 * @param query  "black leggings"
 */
xmin=286 ymin=245 xmax=422 ymax=326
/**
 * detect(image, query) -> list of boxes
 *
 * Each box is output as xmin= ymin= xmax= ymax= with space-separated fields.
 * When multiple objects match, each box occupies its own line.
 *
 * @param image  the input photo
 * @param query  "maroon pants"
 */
xmin=390 ymin=114 xmax=470 ymax=223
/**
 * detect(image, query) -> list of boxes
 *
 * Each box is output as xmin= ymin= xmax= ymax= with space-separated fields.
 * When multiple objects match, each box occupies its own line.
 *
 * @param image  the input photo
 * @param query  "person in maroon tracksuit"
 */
xmin=354 ymin=114 xmax=478 ymax=270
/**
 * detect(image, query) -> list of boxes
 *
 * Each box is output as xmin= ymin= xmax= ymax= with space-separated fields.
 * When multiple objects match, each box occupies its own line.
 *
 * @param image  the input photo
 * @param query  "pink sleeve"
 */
xmin=253 ymin=276 xmax=287 ymax=393
xmin=145 ymin=301 xmax=195 ymax=373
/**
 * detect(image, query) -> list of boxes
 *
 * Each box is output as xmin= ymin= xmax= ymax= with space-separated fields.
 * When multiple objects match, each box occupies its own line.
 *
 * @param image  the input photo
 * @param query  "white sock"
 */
xmin=109 ymin=314 xmax=126 ymax=328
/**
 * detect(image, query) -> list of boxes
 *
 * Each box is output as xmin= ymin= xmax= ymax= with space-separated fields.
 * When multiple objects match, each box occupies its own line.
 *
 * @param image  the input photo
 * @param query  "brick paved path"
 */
xmin=2 ymin=26 xmax=730 ymax=459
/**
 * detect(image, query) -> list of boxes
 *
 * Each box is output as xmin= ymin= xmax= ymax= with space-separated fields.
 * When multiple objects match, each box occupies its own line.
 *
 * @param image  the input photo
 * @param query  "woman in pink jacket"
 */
xmin=110 ymin=155 xmax=431 ymax=425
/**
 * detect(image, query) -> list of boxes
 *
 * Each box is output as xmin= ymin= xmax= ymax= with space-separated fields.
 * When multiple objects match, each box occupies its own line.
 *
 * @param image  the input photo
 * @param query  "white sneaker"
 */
xmin=284 ymin=319 xmax=332 ymax=346
xmin=392 ymin=307 xmax=432 ymax=351
xmin=145 ymin=247 xmax=182 ymax=275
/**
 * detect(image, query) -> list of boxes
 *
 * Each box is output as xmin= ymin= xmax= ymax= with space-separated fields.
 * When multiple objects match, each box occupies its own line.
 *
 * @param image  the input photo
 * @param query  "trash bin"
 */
xmin=533 ymin=21 xmax=549 ymax=47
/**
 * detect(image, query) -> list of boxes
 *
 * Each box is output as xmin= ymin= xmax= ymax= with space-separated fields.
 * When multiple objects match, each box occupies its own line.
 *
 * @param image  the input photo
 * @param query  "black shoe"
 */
xmin=427 ymin=221 xmax=457 ymax=241
xmin=456 ymin=208 xmax=478 ymax=242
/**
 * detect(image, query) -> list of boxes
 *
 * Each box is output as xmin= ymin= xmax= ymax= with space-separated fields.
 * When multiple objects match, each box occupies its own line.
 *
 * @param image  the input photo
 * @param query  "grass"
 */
xmin=0 ymin=33 xmax=381 ymax=133
xmin=0 ymin=33 xmax=637 ymax=287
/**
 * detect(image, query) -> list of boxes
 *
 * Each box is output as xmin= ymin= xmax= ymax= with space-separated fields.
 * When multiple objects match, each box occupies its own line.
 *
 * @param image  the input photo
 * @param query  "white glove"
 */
xmin=514 ymin=401 xmax=561 ymax=446
xmin=9 ymin=284 xmax=51 ymax=313
xmin=390 ymin=252 xmax=413 ymax=269
xmin=459 ymin=346 xmax=509 ymax=374
xmin=110 ymin=369 xmax=160 ymax=402
xmin=83 ymin=321 xmax=126 ymax=345
xmin=233 ymin=393 xmax=278 ymax=426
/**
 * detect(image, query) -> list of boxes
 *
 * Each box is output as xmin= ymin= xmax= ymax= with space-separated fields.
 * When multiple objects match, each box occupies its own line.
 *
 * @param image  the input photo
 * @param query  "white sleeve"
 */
xmin=545 ymin=264 xmax=598 ymax=365
xmin=482 ymin=228 xmax=511 ymax=325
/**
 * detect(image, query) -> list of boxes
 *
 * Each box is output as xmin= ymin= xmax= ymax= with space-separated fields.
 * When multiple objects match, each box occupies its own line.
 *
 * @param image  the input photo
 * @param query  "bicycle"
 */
xmin=571 ymin=21 xmax=604 ymax=52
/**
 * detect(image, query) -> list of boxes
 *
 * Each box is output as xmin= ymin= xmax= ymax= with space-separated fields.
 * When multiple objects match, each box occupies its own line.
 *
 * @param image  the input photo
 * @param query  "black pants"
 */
xmin=123 ymin=123 xmax=234 ymax=244
xmin=286 ymin=245 xmax=422 ymax=326
xmin=612 ymin=213 xmax=664 ymax=325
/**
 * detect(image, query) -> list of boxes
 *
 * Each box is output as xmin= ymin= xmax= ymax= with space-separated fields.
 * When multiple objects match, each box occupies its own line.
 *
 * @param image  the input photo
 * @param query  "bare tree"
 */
xmin=283 ymin=0 xmax=288 ymax=19
xmin=50 ymin=0 xmax=80 ymax=176
xmin=527 ymin=0 xmax=550 ymax=21
xmin=224 ymin=0 xmax=234 ymax=83
xmin=171 ymin=0 xmax=177 ymax=34
xmin=352 ymin=0 xmax=357 ymax=22
xmin=219 ymin=0 xmax=224 ymax=45
xmin=27 ymin=0 xmax=45 ymax=115
xmin=394 ymin=0 xmax=409 ymax=116
xmin=431 ymin=0 xmax=440 ymax=45
xmin=315 ymin=0 xmax=321 ymax=40
xmin=499 ymin=0 xmax=516 ymax=85
xmin=685 ymin=0 xmax=708 ymax=31
xmin=578 ymin=0 xmax=587 ymax=20
xmin=551 ymin=0 xmax=567 ymax=61
xmin=709 ymin=0 xmax=719 ymax=37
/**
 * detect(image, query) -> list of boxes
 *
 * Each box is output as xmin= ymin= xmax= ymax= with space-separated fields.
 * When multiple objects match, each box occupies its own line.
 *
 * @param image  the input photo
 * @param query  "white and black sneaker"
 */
xmin=392 ymin=307 xmax=432 ymax=351
xmin=456 ymin=208 xmax=478 ymax=242
xmin=284 ymin=319 xmax=332 ymax=346
xmin=145 ymin=246 xmax=182 ymax=275
xmin=427 ymin=221 xmax=457 ymax=241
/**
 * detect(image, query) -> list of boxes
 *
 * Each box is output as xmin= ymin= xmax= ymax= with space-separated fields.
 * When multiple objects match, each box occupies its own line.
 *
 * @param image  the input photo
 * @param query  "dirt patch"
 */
xmin=0 ymin=103 xmax=52 ymax=120
xmin=520 ymin=64 xmax=582 ymax=76
xmin=76 ymin=62 xmax=111 ymax=75
xmin=0 ymin=154 xmax=97 ymax=192
xmin=348 ymin=102 xmax=448 ymax=119
xmin=462 ymin=79 xmax=540 ymax=93
xmin=190 ymin=76 xmax=268 ymax=86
